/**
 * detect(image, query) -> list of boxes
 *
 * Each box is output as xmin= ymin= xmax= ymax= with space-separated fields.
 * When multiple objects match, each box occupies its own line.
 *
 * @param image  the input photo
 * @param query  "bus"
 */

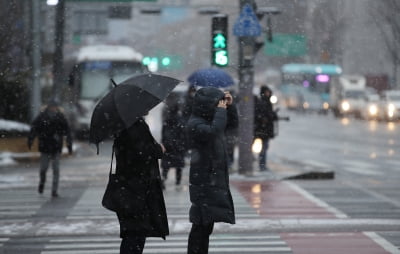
xmin=280 ymin=63 xmax=342 ymax=113
xmin=66 ymin=45 xmax=148 ymax=137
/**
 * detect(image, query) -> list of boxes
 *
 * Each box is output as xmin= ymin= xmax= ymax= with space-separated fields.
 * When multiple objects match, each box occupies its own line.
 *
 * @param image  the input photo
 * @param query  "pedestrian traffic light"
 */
xmin=211 ymin=15 xmax=228 ymax=67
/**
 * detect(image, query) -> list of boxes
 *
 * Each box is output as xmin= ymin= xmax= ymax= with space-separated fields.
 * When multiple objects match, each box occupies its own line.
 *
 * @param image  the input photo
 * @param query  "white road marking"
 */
xmin=286 ymin=181 xmax=348 ymax=219
xmin=364 ymin=232 xmax=400 ymax=254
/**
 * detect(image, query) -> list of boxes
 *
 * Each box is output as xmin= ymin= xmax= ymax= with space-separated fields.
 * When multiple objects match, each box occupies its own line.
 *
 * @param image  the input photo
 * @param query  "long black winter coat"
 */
xmin=113 ymin=118 xmax=169 ymax=239
xmin=28 ymin=107 xmax=72 ymax=154
xmin=254 ymin=89 xmax=278 ymax=140
xmin=186 ymin=87 xmax=236 ymax=225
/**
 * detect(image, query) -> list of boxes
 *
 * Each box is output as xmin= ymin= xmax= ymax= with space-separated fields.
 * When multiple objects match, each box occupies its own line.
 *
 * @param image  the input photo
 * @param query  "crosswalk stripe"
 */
xmin=0 ymin=211 xmax=35 ymax=216
xmin=45 ymin=241 xmax=287 ymax=249
xmin=0 ymin=237 xmax=9 ymax=248
xmin=41 ymin=234 xmax=291 ymax=254
xmin=42 ymin=246 xmax=292 ymax=254
xmin=66 ymin=213 xmax=259 ymax=220
xmin=0 ymin=205 xmax=41 ymax=210
xmin=50 ymin=235 xmax=280 ymax=243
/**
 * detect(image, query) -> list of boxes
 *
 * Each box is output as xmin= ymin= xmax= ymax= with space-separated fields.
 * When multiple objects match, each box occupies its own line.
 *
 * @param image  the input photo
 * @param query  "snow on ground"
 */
xmin=0 ymin=119 xmax=30 ymax=132
xmin=0 ymin=119 xmax=31 ymax=167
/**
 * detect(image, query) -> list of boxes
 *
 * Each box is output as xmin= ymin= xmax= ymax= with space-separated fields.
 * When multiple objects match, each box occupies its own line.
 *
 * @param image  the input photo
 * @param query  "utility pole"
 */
xmin=52 ymin=0 xmax=65 ymax=101
xmin=234 ymin=0 xmax=260 ymax=175
xmin=31 ymin=0 xmax=42 ymax=120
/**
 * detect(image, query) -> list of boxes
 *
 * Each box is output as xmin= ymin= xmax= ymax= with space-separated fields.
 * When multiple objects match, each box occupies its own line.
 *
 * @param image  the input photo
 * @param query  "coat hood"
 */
xmin=192 ymin=87 xmax=225 ymax=121
xmin=260 ymin=85 xmax=272 ymax=99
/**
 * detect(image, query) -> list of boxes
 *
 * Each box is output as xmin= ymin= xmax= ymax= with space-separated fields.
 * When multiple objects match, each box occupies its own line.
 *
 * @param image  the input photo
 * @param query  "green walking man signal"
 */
xmin=211 ymin=15 xmax=228 ymax=67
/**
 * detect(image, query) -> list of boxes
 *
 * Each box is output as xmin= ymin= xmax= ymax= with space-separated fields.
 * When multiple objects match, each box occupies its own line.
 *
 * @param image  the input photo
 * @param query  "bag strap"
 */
xmin=109 ymin=145 xmax=114 ymax=176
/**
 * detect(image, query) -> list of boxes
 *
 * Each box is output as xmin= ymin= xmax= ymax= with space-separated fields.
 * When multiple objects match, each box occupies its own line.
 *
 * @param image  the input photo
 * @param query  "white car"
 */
xmin=361 ymin=93 xmax=381 ymax=120
xmin=381 ymin=90 xmax=400 ymax=121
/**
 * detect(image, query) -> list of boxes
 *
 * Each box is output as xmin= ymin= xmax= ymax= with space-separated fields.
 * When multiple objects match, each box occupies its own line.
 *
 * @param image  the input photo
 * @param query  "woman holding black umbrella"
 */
xmin=113 ymin=117 xmax=168 ymax=254
xmin=89 ymin=74 xmax=181 ymax=254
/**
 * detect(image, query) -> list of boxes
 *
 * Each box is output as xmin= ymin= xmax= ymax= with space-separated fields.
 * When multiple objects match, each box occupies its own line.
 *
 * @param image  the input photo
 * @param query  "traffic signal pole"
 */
xmin=31 ymin=0 xmax=42 ymax=120
xmin=52 ymin=0 xmax=65 ymax=102
xmin=236 ymin=0 xmax=258 ymax=175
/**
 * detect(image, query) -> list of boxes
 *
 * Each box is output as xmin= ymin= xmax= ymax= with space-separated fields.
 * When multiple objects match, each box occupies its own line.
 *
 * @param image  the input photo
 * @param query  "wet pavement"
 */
xmin=1 ymin=145 xmax=400 ymax=254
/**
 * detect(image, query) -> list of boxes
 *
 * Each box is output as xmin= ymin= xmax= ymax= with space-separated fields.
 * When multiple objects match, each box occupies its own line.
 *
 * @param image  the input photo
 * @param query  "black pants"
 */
xmin=120 ymin=236 xmax=146 ymax=254
xmin=162 ymin=167 xmax=182 ymax=184
xmin=187 ymin=223 xmax=214 ymax=254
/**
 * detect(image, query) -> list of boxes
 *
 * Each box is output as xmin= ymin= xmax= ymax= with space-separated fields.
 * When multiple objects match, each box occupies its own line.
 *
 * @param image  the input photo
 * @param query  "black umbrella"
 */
xmin=89 ymin=73 xmax=181 ymax=152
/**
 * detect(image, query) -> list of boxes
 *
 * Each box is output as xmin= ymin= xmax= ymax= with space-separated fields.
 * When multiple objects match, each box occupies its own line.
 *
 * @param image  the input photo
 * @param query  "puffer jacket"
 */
xmin=186 ymin=87 xmax=235 ymax=225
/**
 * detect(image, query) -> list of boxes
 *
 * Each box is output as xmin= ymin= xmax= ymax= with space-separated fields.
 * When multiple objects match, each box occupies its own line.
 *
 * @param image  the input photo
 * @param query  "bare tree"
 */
xmin=369 ymin=0 xmax=400 ymax=87
xmin=308 ymin=0 xmax=346 ymax=65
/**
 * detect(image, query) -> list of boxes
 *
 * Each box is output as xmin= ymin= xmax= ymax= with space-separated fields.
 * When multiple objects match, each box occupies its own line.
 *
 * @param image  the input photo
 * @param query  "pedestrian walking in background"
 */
xmin=186 ymin=87 xmax=236 ymax=254
xmin=254 ymin=85 xmax=278 ymax=171
xmin=27 ymin=99 xmax=73 ymax=198
xmin=113 ymin=117 xmax=168 ymax=254
xmin=182 ymin=85 xmax=197 ymax=123
xmin=161 ymin=102 xmax=186 ymax=188
xmin=224 ymin=90 xmax=239 ymax=171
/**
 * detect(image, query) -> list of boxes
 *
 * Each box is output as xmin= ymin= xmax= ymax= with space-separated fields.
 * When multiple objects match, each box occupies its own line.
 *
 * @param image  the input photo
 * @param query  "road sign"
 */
xmin=233 ymin=4 xmax=261 ymax=37
xmin=265 ymin=34 xmax=307 ymax=56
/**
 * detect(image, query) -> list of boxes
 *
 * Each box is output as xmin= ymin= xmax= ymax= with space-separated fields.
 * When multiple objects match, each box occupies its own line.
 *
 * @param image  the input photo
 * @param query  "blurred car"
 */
xmin=361 ymin=93 xmax=381 ymax=120
xmin=381 ymin=90 xmax=400 ymax=121
xmin=298 ymin=89 xmax=326 ymax=114
xmin=279 ymin=84 xmax=303 ymax=110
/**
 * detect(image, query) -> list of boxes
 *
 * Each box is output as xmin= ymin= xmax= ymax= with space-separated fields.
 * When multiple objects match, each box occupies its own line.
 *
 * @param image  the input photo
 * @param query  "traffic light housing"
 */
xmin=211 ymin=15 xmax=228 ymax=67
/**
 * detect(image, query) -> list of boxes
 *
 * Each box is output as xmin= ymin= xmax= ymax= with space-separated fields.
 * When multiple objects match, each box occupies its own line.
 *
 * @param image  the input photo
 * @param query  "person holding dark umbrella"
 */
xmin=89 ymin=74 xmax=180 ymax=254
xmin=113 ymin=116 xmax=168 ymax=254
xmin=186 ymin=87 xmax=236 ymax=254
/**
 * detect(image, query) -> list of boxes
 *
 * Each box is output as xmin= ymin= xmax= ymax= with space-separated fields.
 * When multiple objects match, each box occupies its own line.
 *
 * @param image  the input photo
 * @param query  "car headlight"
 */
xmin=270 ymin=95 xmax=278 ymax=104
xmin=341 ymin=101 xmax=350 ymax=111
xmin=368 ymin=104 xmax=378 ymax=115
xmin=252 ymin=138 xmax=262 ymax=153
xmin=388 ymin=103 xmax=396 ymax=112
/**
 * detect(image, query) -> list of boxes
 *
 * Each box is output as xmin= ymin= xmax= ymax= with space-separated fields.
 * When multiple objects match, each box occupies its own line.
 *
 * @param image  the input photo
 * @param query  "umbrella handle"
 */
xmin=111 ymin=79 xmax=118 ymax=87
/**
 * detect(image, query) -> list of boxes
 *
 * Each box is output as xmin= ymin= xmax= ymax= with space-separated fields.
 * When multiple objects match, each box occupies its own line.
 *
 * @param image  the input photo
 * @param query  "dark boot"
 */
xmin=176 ymin=168 xmax=182 ymax=185
xmin=38 ymin=183 xmax=44 ymax=194
xmin=51 ymin=191 xmax=59 ymax=198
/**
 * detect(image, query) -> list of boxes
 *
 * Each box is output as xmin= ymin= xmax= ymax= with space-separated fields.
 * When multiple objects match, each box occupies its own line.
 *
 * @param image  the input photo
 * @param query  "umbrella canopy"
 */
xmin=188 ymin=68 xmax=234 ymax=88
xmin=89 ymin=73 xmax=181 ymax=150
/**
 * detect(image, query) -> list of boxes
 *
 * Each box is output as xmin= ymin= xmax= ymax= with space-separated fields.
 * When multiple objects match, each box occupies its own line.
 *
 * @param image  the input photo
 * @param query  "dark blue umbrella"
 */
xmin=188 ymin=68 xmax=234 ymax=88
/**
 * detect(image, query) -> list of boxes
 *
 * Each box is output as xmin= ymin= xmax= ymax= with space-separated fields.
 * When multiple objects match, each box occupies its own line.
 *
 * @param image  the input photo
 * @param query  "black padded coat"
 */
xmin=186 ymin=87 xmax=236 ymax=225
